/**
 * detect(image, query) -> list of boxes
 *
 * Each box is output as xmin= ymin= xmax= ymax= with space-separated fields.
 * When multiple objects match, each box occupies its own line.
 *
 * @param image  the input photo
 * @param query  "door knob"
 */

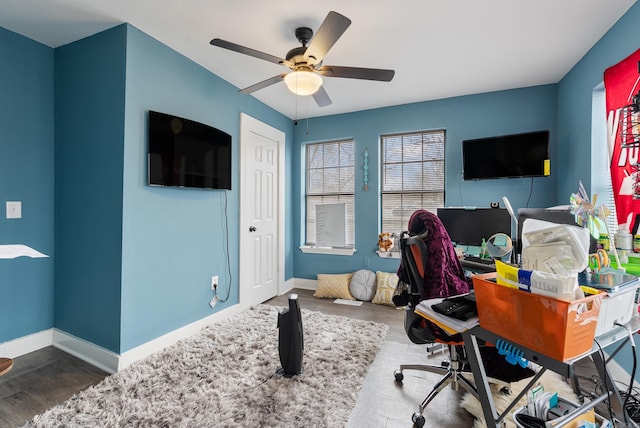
xmin=249 ymin=226 xmax=257 ymax=232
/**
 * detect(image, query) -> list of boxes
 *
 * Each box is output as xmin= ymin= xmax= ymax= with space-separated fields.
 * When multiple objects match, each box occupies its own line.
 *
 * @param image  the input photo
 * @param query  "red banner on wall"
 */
xmin=603 ymin=48 xmax=640 ymax=233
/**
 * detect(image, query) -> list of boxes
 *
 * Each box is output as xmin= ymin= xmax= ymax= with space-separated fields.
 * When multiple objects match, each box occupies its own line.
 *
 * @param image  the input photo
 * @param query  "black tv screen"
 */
xmin=462 ymin=130 xmax=550 ymax=180
xmin=148 ymin=111 xmax=231 ymax=189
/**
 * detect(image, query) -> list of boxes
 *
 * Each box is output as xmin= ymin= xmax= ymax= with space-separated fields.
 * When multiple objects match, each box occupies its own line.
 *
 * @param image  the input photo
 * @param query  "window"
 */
xmin=305 ymin=139 xmax=355 ymax=247
xmin=381 ymin=130 xmax=445 ymax=234
xmin=591 ymin=83 xmax=618 ymax=234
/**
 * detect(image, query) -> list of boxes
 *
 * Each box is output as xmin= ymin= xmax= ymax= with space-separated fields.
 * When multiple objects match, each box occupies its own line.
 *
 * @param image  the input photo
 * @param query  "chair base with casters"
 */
xmin=393 ymin=307 xmax=478 ymax=427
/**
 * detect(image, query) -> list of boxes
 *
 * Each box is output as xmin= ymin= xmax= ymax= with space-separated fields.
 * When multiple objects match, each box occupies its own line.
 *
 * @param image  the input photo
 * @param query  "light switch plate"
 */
xmin=6 ymin=201 xmax=21 ymax=219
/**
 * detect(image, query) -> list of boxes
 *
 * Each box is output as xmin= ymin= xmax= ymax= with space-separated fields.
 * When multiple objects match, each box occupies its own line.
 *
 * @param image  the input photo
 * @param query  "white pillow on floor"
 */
xmin=349 ymin=269 xmax=376 ymax=301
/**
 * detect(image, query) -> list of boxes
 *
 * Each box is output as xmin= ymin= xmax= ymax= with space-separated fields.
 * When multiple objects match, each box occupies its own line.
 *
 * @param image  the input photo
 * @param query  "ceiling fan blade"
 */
xmin=303 ymin=11 xmax=351 ymax=66
xmin=317 ymin=65 xmax=395 ymax=82
xmin=210 ymin=38 xmax=287 ymax=66
xmin=312 ymin=86 xmax=332 ymax=107
xmin=239 ymin=74 xmax=287 ymax=94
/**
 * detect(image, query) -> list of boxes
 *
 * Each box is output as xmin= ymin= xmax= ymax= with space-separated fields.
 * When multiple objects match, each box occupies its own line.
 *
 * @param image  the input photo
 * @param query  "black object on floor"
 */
xmin=277 ymin=293 xmax=304 ymax=376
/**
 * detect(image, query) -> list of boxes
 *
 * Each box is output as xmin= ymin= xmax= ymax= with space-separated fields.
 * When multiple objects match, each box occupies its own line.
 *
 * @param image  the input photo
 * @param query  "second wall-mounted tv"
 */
xmin=462 ymin=130 xmax=550 ymax=180
xmin=148 ymin=111 xmax=232 ymax=190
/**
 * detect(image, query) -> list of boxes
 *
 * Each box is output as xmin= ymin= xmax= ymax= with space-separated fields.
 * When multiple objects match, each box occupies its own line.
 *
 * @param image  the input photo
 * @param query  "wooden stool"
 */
xmin=0 ymin=357 xmax=13 ymax=376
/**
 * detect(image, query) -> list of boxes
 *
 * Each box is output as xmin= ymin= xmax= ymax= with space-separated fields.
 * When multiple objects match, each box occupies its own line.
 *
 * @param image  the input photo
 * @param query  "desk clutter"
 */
xmin=473 ymin=273 xmax=603 ymax=361
xmin=513 ymin=395 xmax=611 ymax=428
xmin=467 ymin=219 xmax=640 ymax=361
xmin=459 ymin=369 xmax=586 ymax=428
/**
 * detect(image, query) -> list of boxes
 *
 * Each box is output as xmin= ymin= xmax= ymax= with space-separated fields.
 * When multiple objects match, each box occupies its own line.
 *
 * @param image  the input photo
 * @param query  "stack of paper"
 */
xmin=0 ymin=244 xmax=48 ymax=259
xmin=415 ymin=297 xmax=479 ymax=335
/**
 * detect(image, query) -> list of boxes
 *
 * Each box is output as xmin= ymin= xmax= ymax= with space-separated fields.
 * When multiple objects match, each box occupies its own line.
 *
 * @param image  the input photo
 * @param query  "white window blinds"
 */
xmin=381 ymin=130 xmax=445 ymax=234
xmin=305 ymin=139 xmax=355 ymax=246
xmin=591 ymin=83 xmax=618 ymax=235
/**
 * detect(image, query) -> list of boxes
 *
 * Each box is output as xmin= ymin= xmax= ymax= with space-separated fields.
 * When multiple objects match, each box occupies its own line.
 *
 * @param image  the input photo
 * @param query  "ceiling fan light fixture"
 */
xmin=284 ymin=71 xmax=323 ymax=96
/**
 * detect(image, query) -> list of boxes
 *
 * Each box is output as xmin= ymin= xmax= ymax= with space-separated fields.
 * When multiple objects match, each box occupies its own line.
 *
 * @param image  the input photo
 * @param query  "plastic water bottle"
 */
xmin=616 ymin=229 xmax=633 ymax=251
xmin=480 ymin=238 xmax=488 ymax=259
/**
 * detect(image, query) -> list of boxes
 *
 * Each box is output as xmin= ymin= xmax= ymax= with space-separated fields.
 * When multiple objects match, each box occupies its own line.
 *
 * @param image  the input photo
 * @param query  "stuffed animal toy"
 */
xmin=378 ymin=232 xmax=394 ymax=252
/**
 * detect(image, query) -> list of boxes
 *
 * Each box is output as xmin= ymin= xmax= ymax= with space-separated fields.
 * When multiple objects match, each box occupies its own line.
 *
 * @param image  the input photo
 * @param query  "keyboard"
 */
xmin=460 ymin=255 xmax=496 ymax=272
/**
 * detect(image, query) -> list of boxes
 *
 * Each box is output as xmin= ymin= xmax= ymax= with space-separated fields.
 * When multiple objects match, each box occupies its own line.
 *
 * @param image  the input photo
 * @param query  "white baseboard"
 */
xmin=3 ymin=293 xmax=640 ymax=394
xmin=294 ymin=278 xmax=317 ymax=290
xmin=117 ymin=302 xmax=246 ymax=372
xmin=0 ymin=329 xmax=53 ymax=358
xmin=53 ymin=329 xmax=120 ymax=374
xmin=2 ymin=282 xmax=311 ymax=374
xmin=1 ymin=278 xmax=307 ymax=369
xmin=278 ymin=277 xmax=296 ymax=295
xmin=1 ymin=303 xmax=248 ymax=374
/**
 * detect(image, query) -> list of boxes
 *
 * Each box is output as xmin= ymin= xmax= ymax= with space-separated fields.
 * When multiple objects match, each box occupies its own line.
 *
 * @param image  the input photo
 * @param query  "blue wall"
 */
xmin=54 ymin=26 xmax=127 ymax=352
xmin=557 ymin=1 xmax=640 ymax=382
xmin=53 ymin=24 xmax=293 ymax=353
xmin=0 ymin=27 xmax=55 ymax=342
xmin=292 ymin=85 xmax=558 ymax=279
xmin=1 ymin=23 xmax=292 ymax=354
xmin=2 ymin=0 xmax=640 ymax=372
xmin=558 ymin=2 xmax=640 ymax=199
xmin=119 ymin=26 xmax=292 ymax=352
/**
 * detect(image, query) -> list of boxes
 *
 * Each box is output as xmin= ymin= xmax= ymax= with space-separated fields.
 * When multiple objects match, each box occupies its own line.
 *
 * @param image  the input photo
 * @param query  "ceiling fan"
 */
xmin=210 ymin=11 xmax=395 ymax=107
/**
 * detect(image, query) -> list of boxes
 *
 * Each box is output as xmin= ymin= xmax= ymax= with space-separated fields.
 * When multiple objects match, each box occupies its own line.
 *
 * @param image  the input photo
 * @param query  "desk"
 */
xmin=461 ymin=319 xmax=640 ymax=427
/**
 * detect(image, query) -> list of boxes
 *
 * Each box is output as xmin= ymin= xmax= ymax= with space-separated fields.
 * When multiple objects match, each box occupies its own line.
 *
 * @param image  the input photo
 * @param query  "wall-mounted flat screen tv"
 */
xmin=462 ymin=130 xmax=550 ymax=180
xmin=148 ymin=111 xmax=231 ymax=190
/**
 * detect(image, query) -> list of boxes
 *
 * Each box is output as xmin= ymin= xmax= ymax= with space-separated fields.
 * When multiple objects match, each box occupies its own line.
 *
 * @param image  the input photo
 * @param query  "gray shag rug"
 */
xmin=23 ymin=304 xmax=388 ymax=428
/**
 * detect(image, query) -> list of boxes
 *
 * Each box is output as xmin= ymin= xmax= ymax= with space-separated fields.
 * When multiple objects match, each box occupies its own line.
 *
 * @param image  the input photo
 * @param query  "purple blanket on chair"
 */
xmin=396 ymin=210 xmax=535 ymax=382
xmin=397 ymin=209 xmax=471 ymax=300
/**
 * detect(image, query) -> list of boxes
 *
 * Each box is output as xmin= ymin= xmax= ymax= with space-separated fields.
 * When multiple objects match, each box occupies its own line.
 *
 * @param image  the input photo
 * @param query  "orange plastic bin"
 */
xmin=472 ymin=273 xmax=603 ymax=361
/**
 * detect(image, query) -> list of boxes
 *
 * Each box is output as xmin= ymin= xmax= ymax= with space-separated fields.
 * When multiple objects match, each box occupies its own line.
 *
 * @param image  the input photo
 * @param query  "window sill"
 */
xmin=299 ymin=246 xmax=356 ymax=256
xmin=376 ymin=250 xmax=400 ymax=259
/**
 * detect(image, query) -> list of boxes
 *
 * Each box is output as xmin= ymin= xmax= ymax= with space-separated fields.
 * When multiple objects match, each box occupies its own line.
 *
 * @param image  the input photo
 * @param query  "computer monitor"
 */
xmin=437 ymin=207 xmax=511 ymax=247
xmin=516 ymin=206 xmax=596 ymax=254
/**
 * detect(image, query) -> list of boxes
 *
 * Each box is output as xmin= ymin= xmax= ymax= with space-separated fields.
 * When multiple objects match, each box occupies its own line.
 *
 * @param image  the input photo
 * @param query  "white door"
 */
xmin=240 ymin=113 xmax=285 ymax=306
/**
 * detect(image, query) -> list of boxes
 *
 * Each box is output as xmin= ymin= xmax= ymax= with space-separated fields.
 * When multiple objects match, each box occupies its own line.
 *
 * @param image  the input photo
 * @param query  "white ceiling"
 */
xmin=0 ymin=0 xmax=636 ymax=119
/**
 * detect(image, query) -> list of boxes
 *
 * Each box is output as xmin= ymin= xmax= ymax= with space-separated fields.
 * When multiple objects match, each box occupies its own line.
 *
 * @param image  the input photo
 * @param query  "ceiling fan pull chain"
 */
xmin=306 ymin=98 xmax=310 ymax=135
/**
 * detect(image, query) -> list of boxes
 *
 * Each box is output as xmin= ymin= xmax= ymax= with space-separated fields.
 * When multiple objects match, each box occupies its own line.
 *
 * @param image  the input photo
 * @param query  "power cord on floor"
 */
xmin=617 ymin=381 xmax=640 ymax=423
xmin=514 ymin=413 xmax=546 ymax=428
xmin=594 ymin=337 xmax=617 ymax=424
xmin=615 ymin=321 xmax=637 ymax=424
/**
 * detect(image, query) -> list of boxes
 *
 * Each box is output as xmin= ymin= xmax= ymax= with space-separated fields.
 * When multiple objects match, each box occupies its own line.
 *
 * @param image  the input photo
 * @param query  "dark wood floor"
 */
xmin=0 ymin=346 xmax=108 ymax=427
xmin=0 ymin=289 xmax=608 ymax=427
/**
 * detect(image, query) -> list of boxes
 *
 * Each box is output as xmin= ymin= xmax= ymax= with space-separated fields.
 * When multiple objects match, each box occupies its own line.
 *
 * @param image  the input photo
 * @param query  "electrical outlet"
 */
xmin=6 ymin=201 xmax=21 ymax=219
xmin=211 ymin=275 xmax=219 ymax=290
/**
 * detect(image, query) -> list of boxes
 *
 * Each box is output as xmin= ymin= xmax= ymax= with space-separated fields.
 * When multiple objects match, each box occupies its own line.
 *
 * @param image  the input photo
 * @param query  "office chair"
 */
xmin=393 ymin=228 xmax=478 ymax=428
